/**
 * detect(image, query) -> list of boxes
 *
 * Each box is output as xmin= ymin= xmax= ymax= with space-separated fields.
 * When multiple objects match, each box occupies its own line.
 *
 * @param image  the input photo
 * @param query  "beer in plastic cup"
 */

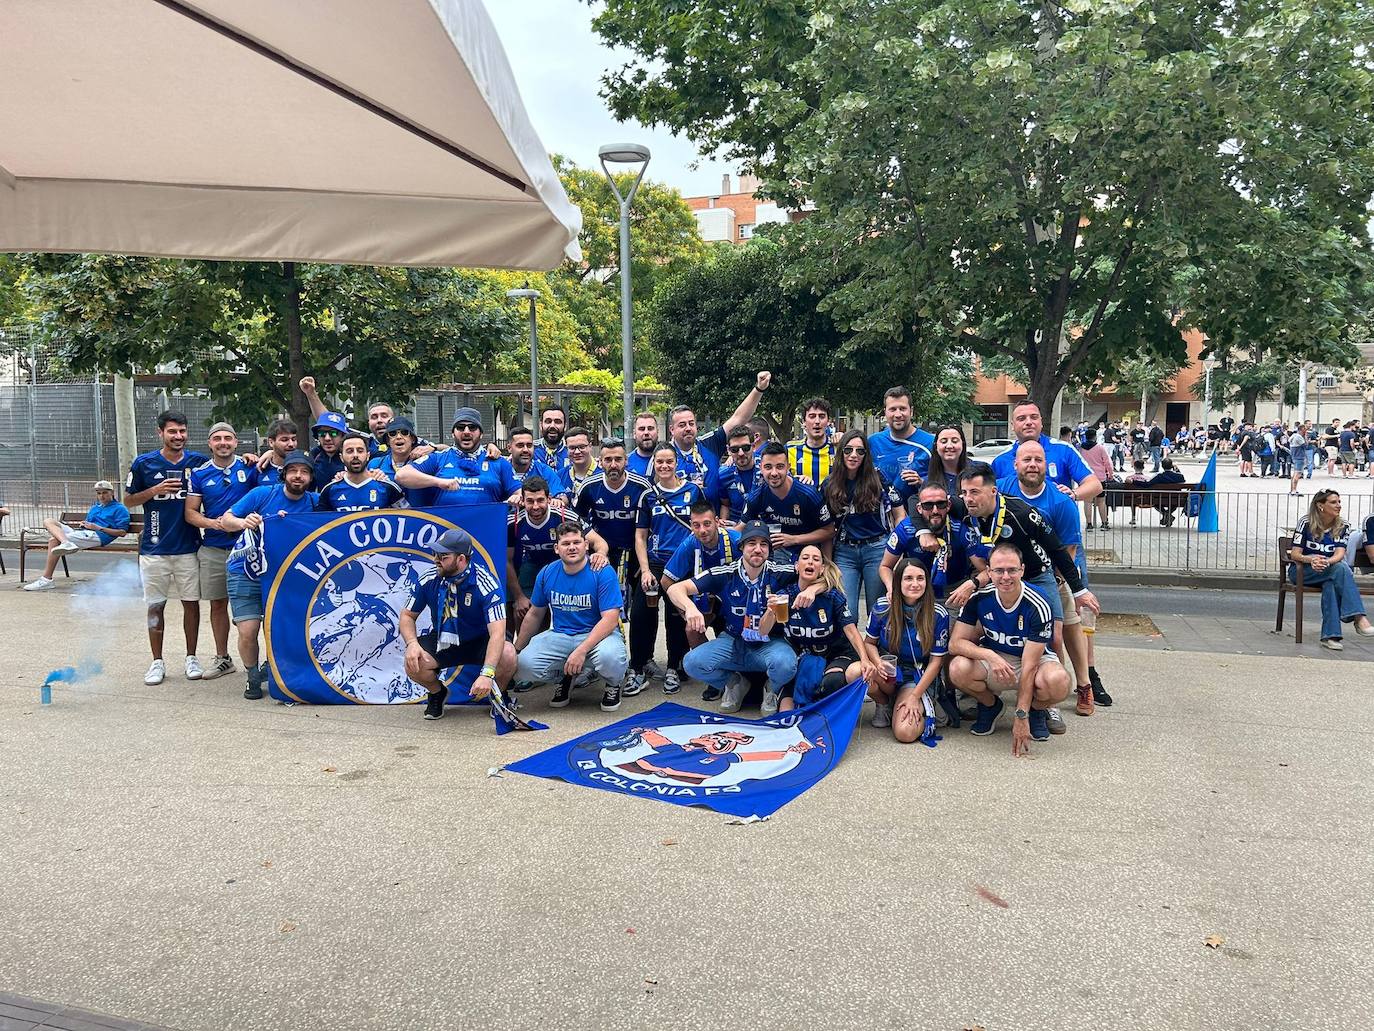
xmin=769 ymin=594 xmax=789 ymax=621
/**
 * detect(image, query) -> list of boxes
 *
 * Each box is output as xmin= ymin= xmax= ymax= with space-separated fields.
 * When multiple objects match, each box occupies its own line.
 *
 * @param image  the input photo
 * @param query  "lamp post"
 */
xmin=506 ymin=285 xmax=541 ymax=432
xmin=1203 ymin=358 xmax=1217 ymax=424
xmin=599 ymin=142 xmax=651 ymax=437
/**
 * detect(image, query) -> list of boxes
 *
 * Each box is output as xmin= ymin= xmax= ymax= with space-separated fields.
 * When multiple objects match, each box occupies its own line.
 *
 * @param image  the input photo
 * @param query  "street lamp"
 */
xmin=506 ymin=285 xmax=541 ymax=432
xmin=599 ymin=142 xmax=651 ymax=437
xmin=1202 ymin=357 xmax=1217 ymax=422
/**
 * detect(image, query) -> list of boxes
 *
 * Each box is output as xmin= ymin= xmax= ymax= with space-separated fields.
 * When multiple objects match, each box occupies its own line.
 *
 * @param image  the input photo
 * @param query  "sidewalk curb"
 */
xmin=1092 ymin=568 xmax=1273 ymax=592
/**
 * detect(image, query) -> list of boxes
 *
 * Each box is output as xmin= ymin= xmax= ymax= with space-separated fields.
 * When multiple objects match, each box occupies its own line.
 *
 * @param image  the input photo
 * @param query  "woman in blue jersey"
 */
xmin=1289 ymin=489 xmax=1374 ymax=649
xmin=630 ymin=444 xmax=706 ymax=695
xmin=931 ymin=425 xmax=969 ymax=518
xmin=849 ymin=557 xmax=951 ymax=743
xmin=822 ymin=429 xmax=891 ymax=619
xmin=775 ymin=545 xmax=872 ymax=713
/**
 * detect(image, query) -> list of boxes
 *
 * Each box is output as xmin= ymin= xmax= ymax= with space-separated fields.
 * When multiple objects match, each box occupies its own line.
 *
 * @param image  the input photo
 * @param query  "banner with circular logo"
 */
xmin=262 ymin=505 xmax=506 ymax=704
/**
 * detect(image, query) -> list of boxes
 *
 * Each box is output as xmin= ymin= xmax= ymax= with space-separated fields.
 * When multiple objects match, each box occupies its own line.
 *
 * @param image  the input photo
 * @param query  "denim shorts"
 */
xmin=226 ymin=569 xmax=264 ymax=624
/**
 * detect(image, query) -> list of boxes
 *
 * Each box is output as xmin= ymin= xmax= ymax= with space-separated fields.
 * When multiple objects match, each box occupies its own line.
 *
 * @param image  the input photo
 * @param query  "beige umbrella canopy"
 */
xmin=0 ymin=0 xmax=581 ymax=269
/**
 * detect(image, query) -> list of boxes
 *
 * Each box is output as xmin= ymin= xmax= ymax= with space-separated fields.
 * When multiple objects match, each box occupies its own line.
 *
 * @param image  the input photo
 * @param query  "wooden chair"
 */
xmin=1275 ymin=533 xmax=1374 ymax=644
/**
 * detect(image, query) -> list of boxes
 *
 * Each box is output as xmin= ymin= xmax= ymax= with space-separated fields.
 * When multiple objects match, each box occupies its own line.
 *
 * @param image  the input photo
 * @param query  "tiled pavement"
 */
xmin=0 ymin=994 xmax=175 ymax=1031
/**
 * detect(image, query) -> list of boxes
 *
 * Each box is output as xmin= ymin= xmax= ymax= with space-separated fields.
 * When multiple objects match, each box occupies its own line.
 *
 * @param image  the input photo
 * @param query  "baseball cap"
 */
xmin=93 ymin=480 xmax=115 ymax=491
xmin=282 ymin=450 xmax=314 ymax=471
xmin=208 ymin=421 xmax=236 ymax=437
xmin=451 ymin=407 xmax=483 ymax=431
xmin=738 ymin=520 xmax=772 ymax=546
xmin=384 ymin=416 xmax=417 ymax=437
xmin=312 ymin=411 xmax=348 ymax=435
xmin=432 ymin=528 xmax=474 ymax=557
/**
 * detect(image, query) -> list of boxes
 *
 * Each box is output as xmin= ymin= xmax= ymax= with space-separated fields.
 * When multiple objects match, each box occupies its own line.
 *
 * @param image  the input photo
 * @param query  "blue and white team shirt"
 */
xmin=410 ymin=449 xmax=520 ymax=506
xmin=573 ymin=471 xmax=650 ymax=554
xmin=408 ymin=561 xmax=506 ymax=647
xmin=664 ymin=528 xmax=741 ymax=583
xmin=530 ymin=561 xmax=623 ymax=637
xmin=367 ymin=453 xmax=436 ymax=508
xmin=508 ymin=509 xmax=588 ymax=574
xmin=534 ymin=441 xmax=570 ymax=475
xmin=832 ymin=478 xmax=895 ymax=544
xmin=673 ymin=427 xmax=728 ymax=505
xmin=510 ymin=458 xmax=568 ymax=498
xmin=779 ymin=585 xmax=855 ymax=655
xmin=318 ymin=473 xmax=404 ymax=512
xmin=626 ymin=448 xmax=657 ymax=479
xmin=689 ymin=560 xmax=799 ymax=641
xmin=308 ymin=446 xmax=344 ymax=489
xmin=997 ymin=476 xmax=1082 ymax=550
xmin=719 ymin=462 xmax=762 ymax=518
xmin=863 ymin=598 xmax=951 ymax=673
xmin=1293 ymin=517 xmax=1350 ymax=563
xmin=885 ymin=516 xmax=976 ymax=598
xmin=224 ymin=485 xmax=319 ymax=575
xmin=82 ymin=499 xmax=132 ymax=546
xmin=957 ymin=583 xmax=1054 ymax=658
xmin=741 ymin=479 xmax=833 ymax=561
xmin=563 ymin=462 xmax=599 ymax=499
xmin=637 ymin=481 xmax=706 ymax=564
xmin=251 ymin=458 xmax=286 ymax=488
xmin=187 ymin=456 xmax=257 ymax=549
xmin=127 ymin=448 xmax=209 ymax=555
xmin=990 ymin=435 xmax=1094 ymax=490
xmin=867 ymin=427 xmax=935 ymax=486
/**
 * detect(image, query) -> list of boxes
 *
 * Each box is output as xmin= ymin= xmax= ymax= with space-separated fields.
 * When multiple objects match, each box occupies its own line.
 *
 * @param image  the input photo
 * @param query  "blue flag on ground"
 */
xmin=1198 ymin=449 xmax=1219 ymax=533
xmin=505 ymin=682 xmax=867 ymax=818
xmin=261 ymin=505 xmax=507 ymax=705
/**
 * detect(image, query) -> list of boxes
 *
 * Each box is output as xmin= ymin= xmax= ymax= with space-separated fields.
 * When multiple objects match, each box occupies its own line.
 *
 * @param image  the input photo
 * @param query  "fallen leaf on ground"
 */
xmin=1204 ymin=935 xmax=1225 ymax=949
xmin=644 ymin=978 xmax=658 ymax=985
xmin=260 ymin=860 xmax=272 ymax=868
xmin=661 ymin=838 xmax=679 ymax=846
xmin=964 ymin=1025 xmax=987 ymax=1031
xmin=974 ymin=886 xmax=1010 ymax=909
xmin=321 ymin=766 xmax=337 ymax=773
xmin=280 ymin=920 xmax=297 ymax=933
xmin=626 ymin=928 xmax=636 ymax=934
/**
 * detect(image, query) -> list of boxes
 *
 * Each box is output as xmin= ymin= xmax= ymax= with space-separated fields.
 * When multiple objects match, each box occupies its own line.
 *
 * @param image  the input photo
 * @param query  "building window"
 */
xmin=738 ymin=223 xmax=754 ymax=240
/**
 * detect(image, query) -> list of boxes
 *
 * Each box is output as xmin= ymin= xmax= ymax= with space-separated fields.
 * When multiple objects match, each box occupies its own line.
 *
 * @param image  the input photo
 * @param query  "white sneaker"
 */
xmin=622 ymin=671 xmax=646 ymax=697
xmin=52 ymin=540 xmax=81 ymax=555
xmin=871 ymin=702 xmax=893 ymax=728
xmin=1356 ymin=622 xmax=1374 ymax=638
xmin=200 ymin=654 xmax=235 ymax=680
xmin=144 ymin=659 xmax=166 ymax=685
xmin=185 ymin=655 xmax=204 ymax=680
xmin=719 ymin=674 xmax=746 ymax=713
xmin=22 ymin=576 xmax=55 ymax=591
xmin=1321 ymin=638 xmax=1344 ymax=651
xmin=760 ymin=687 xmax=780 ymax=715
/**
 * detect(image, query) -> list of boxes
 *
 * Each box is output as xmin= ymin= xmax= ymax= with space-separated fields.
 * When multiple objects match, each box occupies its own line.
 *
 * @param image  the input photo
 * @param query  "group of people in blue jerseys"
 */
xmin=52 ymin=366 xmax=1135 ymax=757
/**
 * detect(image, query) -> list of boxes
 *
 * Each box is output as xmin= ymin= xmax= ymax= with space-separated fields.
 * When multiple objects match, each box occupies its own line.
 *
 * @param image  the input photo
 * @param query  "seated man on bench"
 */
xmin=1147 ymin=458 xmax=1187 ymax=525
xmin=24 ymin=481 xmax=131 ymax=591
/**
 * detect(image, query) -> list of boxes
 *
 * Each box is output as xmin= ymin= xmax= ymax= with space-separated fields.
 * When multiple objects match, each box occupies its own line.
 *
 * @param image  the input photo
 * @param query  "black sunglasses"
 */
xmin=918 ymin=499 xmax=950 ymax=511
xmin=841 ymin=445 xmax=866 ymax=455
xmin=728 ymin=444 xmax=753 ymax=454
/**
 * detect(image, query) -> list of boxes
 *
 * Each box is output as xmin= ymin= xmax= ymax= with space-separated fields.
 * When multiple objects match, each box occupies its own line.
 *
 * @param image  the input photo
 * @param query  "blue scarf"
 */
xmin=437 ymin=567 xmax=472 ymax=649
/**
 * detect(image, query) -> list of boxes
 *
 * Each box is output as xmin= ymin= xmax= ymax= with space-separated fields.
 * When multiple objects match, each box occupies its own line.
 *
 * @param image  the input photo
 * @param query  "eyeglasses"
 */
xmin=454 ymin=423 xmax=480 ymax=432
xmin=917 ymin=499 xmax=950 ymax=511
xmin=841 ymin=446 xmax=866 ymax=455
xmin=728 ymin=444 xmax=752 ymax=454
xmin=989 ymin=567 xmax=1020 ymax=577
xmin=567 ymin=443 xmax=590 ymax=452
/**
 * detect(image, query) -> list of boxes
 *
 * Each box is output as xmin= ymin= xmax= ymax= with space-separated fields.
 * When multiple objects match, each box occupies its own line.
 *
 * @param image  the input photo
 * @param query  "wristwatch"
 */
xmin=1013 ymin=708 xmax=1029 ymax=721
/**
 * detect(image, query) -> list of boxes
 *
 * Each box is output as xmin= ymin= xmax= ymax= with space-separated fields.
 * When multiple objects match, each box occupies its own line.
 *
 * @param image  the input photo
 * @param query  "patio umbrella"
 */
xmin=0 ymin=0 xmax=581 ymax=269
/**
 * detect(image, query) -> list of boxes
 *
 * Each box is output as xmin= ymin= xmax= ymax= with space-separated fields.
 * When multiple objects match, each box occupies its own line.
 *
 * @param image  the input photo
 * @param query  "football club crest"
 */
xmin=262 ymin=505 xmax=506 ymax=705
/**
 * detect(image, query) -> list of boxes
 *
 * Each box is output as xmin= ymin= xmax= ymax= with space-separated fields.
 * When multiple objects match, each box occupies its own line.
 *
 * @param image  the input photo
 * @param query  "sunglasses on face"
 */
xmin=841 ymin=446 xmax=866 ymax=455
xmin=454 ymin=423 xmax=480 ymax=432
xmin=728 ymin=445 xmax=752 ymax=454
xmin=918 ymin=499 xmax=950 ymax=511
xmin=316 ymin=430 xmax=341 ymax=438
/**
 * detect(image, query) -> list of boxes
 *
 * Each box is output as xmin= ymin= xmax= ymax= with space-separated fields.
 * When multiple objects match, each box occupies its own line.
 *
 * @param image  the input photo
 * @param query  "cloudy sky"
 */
xmin=483 ymin=0 xmax=737 ymax=198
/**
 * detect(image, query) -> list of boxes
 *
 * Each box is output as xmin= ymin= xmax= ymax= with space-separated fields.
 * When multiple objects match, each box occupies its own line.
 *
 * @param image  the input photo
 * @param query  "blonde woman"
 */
xmin=1289 ymin=489 xmax=1374 ymax=650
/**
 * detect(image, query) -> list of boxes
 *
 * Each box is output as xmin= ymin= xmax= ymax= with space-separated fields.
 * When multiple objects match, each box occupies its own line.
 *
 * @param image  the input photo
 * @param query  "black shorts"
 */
xmin=417 ymin=632 xmax=489 ymax=671
xmin=779 ymin=642 xmax=860 ymax=700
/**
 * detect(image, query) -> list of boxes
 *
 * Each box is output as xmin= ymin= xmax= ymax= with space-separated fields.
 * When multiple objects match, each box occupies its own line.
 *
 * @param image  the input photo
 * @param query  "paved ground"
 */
xmin=2 ymin=570 xmax=1372 ymax=1030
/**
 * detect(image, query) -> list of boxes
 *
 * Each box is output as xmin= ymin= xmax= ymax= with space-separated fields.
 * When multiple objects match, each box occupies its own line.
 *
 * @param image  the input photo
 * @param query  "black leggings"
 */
xmin=629 ymin=559 xmax=687 ymax=673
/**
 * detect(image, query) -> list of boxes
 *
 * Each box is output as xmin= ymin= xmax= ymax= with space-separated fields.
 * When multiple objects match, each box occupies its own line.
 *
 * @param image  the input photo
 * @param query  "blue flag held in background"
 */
xmin=261 ymin=505 xmax=507 ymax=706
xmin=506 ymin=682 xmax=867 ymax=818
xmin=1198 ymin=450 xmax=1219 ymax=533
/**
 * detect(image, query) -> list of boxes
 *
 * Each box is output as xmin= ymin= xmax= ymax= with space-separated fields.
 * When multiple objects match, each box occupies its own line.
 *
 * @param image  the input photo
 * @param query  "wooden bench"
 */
xmin=19 ymin=512 xmax=143 ymax=582
xmin=1104 ymin=481 xmax=1200 ymax=526
xmin=1274 ymin=534 xmax=1374 ymax=644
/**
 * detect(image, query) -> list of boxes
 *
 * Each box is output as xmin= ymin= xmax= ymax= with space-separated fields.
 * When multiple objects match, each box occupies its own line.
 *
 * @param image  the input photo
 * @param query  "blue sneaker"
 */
xmin=1028 ymin=708 xmax=1050 ymax=741
xmin=970 ymin=697 xmax=1004 ymax=736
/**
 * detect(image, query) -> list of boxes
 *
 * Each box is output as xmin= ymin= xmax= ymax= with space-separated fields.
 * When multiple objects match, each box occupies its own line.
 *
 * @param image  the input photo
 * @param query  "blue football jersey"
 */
xmin=990 ymin=435 xmax=1093 ymax=490
xmin=637 ymin=481 xmax=705 ymax=563
xmin=508 ymin=510 xmax=587 ymax=573
xmin=318 ymin=474 xmax=404 ymax=512
xmin=664 ymin=528 xmax=742 ymax=583
xmin=884 ymin=517 xmax=975 ymax=597
xmin=126 ymin=449 xmax=209 ymax=555
xmin=573 ymin=471 xmax=650 ymax=553
xmin=719 ymin=462 xmax=761 ymax=518
xmin=741 ymin=479 xmax=833 ymax=561
xmin=997 ymin=475 xmax=1082 ymax=548
xmin=867 ymin=427 xmax=934 ymax=485
xmin=407 ymin=562 xmax=506 ymax=645
xmin=672 ymin=427 xmax=728 ymax=504
xmin=367 ymin=453 xmax=436 ymax=508
xmin=957 ymin=583 xmax=1054 ymax=657
xmin=689 ymin=561 xmax=798 ymax=639
xmin=864 ymin=598 xmax=951 ymax=672
xmin=779 ymin=585 xmax=855 ymax=654
xmin=187 ymin=457 xmax=256 ymax=548
xmin=412 ymin=449 xmax=520 ymax=505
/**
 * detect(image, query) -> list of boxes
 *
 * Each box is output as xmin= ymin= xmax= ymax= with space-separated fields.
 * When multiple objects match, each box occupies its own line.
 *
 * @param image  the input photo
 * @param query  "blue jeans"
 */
xmin=1149 ymin=445 xmax=1162 ymax=471
xmin=683 ymin=633 xmax=798 ymax=691
xmin=1026 ymin=569 xmax=1064 ymax=621
xmin=1289 ymin=563 xmax=1367 ymax=640
xmin=835 ymin=538 xmax=886 ymax=618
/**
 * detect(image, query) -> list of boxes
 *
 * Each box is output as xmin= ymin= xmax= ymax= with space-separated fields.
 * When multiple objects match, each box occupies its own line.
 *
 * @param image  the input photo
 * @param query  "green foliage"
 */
xmin=593 ymin=0 xmax=1374 ymax=411
xmin=648 ymin=239 xmax=967 ymax=435
xmin=20 ymin=256 xmax=590 ymax=431
xmin=548 ymin=156 xmax=707 ymax=372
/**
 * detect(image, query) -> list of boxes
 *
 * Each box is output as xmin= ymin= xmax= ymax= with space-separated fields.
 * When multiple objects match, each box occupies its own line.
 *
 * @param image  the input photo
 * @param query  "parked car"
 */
xmin=968 ymin=437 xmax=1013 ymax=462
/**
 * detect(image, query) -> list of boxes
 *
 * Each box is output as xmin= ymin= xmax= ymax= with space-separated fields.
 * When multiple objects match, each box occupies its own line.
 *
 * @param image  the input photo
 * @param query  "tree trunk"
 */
xmin=1241 ymin=388 xmax=1259 ymax=425
xmin=1024 ymin=328 xmax=1068 ymax=418
xmin=283 ymin=262 xmax=310 ymax=434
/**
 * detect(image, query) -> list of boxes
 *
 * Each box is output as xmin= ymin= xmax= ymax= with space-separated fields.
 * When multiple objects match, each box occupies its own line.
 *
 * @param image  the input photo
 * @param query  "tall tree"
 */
xmin=592 ymin=0 xmax=1374 ymax=411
